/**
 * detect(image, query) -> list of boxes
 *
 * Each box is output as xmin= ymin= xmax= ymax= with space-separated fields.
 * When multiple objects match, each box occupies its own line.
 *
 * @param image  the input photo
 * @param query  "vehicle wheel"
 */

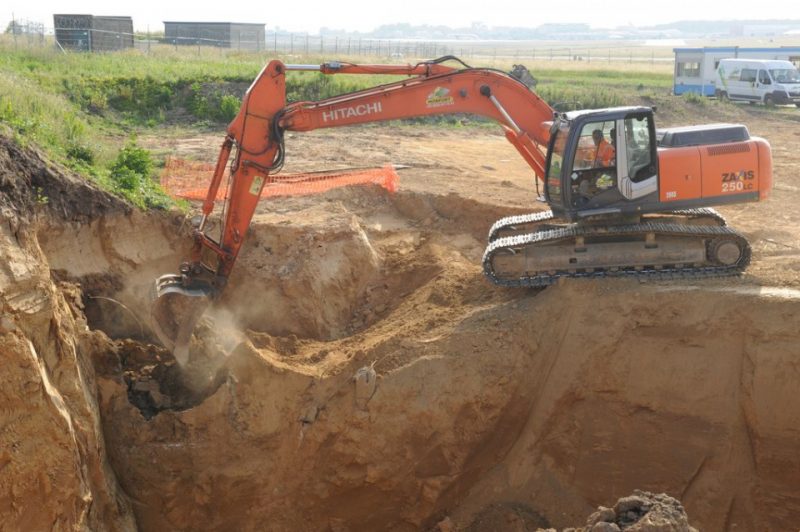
xmin=796 ymin=103 xmax=800 ymax=108
xmin=764 ymin=94 xmax=775 ymax=107
xmin=718 ymin=90 xmax=729 ymax=102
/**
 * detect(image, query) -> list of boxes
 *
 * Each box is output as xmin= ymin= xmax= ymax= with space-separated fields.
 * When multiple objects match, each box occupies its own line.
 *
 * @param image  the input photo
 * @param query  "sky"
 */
xmin=5 ymin=0 xmax=799 ymax=34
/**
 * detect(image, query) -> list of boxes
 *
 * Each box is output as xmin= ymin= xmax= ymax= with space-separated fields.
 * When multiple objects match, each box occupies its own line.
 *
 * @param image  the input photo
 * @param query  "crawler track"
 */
xmin=482 ymin=220 xmax=750 ymax=288
xmin=487 ymin=208 xmax=727 ymax=241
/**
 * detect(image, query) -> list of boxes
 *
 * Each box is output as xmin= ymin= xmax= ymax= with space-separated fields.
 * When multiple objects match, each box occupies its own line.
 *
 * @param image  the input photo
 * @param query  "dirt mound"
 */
xmin=91 ymin=276 xmax=800 ymax=531
xmin=219 ymin=186 xmax=521 ymax=340
xmin=455 ymin=490 xmax=695 ymax=531
xmin=39 ymin=184 xmax=798 ymax=531
xmin=0 ymin=134 xmax=127 ymax=223
xmin=0 ymin=137 xmax=135 ymax=530
xmin=3 ymin=134 xmax=800 ymax=531
xmin=580 ymin=491 xmax=696 ymax=531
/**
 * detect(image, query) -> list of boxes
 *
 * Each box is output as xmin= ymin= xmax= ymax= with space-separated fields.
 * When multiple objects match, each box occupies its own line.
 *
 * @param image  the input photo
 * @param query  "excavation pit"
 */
xmin=115 ymin=337 xmax=229 ymax=420
xmin=72 ymin=186 xmax=800 ymax=530
xmin=3 ymin=129 xmax=800 ymax=530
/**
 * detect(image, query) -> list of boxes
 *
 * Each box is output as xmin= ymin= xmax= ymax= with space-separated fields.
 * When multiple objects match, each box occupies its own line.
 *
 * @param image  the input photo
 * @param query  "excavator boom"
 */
xmin=151 ymin=57 xmax=555 ymax=362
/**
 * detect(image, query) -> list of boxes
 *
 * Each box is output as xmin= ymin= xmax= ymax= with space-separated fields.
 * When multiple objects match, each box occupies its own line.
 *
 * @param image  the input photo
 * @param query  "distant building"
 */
xmin=535 ymin=23 xmax=595 ymax=40
xmin=53 ymin=14 xmax=134 ymax=52
xmin=673 ymin=47 xmax=800 ymax=96
xmin=163 ymin=22 xmax=265 ymax=50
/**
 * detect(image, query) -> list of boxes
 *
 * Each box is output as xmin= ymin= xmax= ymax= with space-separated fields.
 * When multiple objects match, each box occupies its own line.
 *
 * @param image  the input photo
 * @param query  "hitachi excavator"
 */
xmin=152 ymin=56 xmax=772 ymax=364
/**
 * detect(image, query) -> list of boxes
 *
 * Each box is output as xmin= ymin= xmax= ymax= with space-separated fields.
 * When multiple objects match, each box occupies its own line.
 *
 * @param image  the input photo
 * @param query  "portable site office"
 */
xmin=673 ymin=47 xmax=800 ymax=96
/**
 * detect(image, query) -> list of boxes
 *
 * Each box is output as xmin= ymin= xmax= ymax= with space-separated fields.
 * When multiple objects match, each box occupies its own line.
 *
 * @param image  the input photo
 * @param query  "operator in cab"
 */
xmin=592 ymin=129 xmax=615 ymax=167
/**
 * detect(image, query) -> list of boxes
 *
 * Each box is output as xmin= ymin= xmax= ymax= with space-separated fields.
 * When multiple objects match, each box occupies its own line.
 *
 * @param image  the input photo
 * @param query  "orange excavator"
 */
xmin=152 ymin=56 xmax=772 ymax=363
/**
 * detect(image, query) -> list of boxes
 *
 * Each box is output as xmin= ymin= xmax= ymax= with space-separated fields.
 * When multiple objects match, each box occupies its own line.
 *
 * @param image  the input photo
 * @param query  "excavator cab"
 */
xmin=545 ymin=106 xmax=659 ymax=221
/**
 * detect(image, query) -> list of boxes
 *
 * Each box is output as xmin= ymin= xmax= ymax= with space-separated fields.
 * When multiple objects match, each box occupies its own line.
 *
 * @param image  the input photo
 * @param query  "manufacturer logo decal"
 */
xmin=322 ymin=102 xmax=382 ymax=123
xmin=426 ymin=87 xmax=455 ymax=108
xmin=721 ymin=169 xmax=755 ymax=193
xmin=249 ymin=175 xmax=264 ymax=196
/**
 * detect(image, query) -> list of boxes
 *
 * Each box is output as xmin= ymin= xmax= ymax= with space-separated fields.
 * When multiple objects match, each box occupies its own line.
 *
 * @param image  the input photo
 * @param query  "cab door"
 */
xmin=756 ymin=69 xmax=772 ymax=102
xmin=564 ymin=119 xmax=619 ymax=209
xmin=617 ymin=112 xmax=658 ymax=200
xmin=739 ymin=68 xmax=759 ymax=102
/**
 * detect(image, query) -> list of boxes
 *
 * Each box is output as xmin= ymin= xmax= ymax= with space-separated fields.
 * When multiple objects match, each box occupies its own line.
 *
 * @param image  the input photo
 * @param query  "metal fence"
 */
xmin=5 ymin=18 xmax=45 ymax=47
xmin=4 ymin=17 xmax=675 ymax=65
xmin=266 ymin=33 xmax=673 ymax=63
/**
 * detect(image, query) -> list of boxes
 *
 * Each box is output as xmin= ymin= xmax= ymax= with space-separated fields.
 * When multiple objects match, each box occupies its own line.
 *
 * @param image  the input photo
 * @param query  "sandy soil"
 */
xmin=1 ymin=100 xmax=799 ymax=531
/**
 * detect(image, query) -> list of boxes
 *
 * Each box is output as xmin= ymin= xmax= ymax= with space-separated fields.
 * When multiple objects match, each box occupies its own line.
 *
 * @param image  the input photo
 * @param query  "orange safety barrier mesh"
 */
xmin=160 ymin=157 xmax=399 ymax=201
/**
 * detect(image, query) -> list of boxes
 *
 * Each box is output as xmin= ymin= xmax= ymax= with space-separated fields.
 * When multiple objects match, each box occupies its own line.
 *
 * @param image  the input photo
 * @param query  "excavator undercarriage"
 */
xmin=483 ymin=208 xmax=750 ymax=287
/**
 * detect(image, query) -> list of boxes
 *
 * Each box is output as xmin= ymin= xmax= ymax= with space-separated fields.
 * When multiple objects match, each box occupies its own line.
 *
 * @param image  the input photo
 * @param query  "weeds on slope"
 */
xmin=0 ymin=40 xmax=704 ymax=210
xmin=0 ymin=69 xmax=172 ymax=209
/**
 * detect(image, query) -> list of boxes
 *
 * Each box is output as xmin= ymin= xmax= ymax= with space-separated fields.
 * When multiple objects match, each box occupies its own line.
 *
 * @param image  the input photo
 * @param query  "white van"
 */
xmin=715 ymin=59 xmax=800 ymax=106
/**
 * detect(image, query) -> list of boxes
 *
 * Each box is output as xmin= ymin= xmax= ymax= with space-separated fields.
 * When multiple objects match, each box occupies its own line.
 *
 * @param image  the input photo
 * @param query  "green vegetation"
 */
xmin=106 ymin=141 xmax=172 ymax=209
xmin=681 ymin=91 xmax=707 ymax=106
xmin=535 ymin=85 xmax=625 ymax=111
xmin=0 ymin=38 xmax=680 ymax=209
xmin=187 ymin=83 xmax=243 ymax=123
xmin=0 ymin=70 xmax=94 ymax=158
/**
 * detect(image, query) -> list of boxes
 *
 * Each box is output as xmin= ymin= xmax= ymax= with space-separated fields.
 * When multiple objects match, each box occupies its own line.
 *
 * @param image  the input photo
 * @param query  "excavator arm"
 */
xmin=152 ymin=57 xmax=555 ymax=363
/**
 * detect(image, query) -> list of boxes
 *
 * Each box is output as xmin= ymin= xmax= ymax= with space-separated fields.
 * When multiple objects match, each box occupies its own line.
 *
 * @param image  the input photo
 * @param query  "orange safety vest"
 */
xmin=594 ymin=139 xmax=615 ymax=167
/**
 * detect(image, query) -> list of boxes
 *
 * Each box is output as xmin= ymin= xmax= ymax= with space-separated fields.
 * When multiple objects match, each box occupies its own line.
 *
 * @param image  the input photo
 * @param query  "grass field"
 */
xmin=0 ymin=34 xmax=772 ymax=208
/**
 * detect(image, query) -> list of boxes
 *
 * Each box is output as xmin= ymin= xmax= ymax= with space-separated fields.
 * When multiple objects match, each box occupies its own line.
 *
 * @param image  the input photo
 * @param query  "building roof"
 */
xmin=163 ymin=21 xmax=265 ymax=26
xmin=54 ymin=14 xmax=131 ymax=19
xmin=674 ymin=46 xmax=800 ymax=53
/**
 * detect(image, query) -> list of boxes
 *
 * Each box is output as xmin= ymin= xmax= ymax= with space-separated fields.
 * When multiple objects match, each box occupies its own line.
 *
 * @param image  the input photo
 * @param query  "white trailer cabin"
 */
xmin=673 ymin=47 xmax=800 ymax=96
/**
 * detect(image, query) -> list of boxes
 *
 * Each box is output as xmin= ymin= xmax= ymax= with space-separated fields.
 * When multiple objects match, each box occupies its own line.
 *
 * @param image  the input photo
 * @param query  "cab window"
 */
xmin=545 ymin=124 xmax=569 ymax=203
xmin=624 ymin=116 xmax=654 ymax=183
xmin=569 ymin=120 xmax=617 ymax=205
xmin=572 ymin=121 xmax=616 ymax=171
xmin=758 ymin=70 xmax=771 ymax=84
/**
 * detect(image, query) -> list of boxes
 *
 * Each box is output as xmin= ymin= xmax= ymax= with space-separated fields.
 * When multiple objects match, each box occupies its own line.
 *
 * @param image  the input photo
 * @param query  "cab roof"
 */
xmin=562 ymin=106 xmax=653 ymax=121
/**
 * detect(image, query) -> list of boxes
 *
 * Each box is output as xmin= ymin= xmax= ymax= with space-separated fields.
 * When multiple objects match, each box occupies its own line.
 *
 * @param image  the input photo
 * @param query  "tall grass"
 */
xmin=0 ymin=70 xmax=105 ymax=164
xmin=0 ymin=42 xmax=264 ymax=85
xmin=0 ymin=40 xmax=677 ymax=208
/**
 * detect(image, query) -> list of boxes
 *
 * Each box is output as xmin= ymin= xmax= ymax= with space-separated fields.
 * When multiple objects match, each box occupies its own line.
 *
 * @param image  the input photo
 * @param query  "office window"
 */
xmin=677 ymin=61 xmax=701 ymax=77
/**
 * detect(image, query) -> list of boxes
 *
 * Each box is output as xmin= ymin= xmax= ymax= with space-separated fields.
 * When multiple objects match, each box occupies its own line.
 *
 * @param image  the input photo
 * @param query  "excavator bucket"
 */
xmin=151 ymin=274 xmax=212 ymax=367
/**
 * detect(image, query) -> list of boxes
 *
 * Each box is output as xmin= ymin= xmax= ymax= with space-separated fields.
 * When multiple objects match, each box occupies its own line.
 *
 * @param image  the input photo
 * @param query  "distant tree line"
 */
xmin=317 ymin=19 xmax=800 ymax=40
